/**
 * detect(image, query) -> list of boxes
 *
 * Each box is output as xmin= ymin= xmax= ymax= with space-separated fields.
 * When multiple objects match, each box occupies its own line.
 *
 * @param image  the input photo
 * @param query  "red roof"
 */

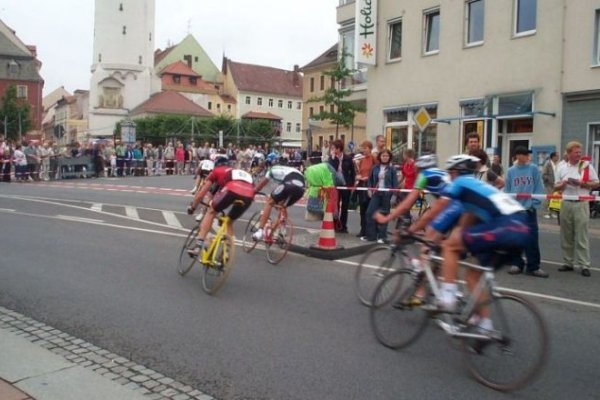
xmin=154 ymin=46 xmax=175 ymax=65
xmin=242 ymin=111 xmax=282 ymax=121
xmin=226 ymin=59 xmax=302 ymax=98
xmin=220 ymin=94 xmax=237 ymax=104
xmin=160 ymin=61 xmax=201 ymax=78
xmin=130 ymin=90 xmax=213 ymax=117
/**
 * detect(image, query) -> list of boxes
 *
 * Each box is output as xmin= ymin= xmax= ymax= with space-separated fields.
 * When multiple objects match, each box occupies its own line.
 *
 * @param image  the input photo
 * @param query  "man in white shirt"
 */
xmin=554 ymin=141 xmax=599 ymax=277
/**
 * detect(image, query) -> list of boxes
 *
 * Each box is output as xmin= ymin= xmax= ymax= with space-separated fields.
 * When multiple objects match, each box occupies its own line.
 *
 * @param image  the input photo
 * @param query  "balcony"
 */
xmin=337 ymin=0 xmax=355 ymax=24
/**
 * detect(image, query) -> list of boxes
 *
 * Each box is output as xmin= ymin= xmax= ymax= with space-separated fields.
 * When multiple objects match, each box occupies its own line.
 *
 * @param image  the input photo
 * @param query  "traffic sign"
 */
xmin=413 ymin=107 xmax=431 ymax=132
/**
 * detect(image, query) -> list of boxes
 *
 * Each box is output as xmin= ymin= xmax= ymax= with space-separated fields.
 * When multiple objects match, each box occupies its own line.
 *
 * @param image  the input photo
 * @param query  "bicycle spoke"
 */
xmin=369 ymin=269 xmax=429 ymax=349
xmin=462 ymin=293 xmax=548 ymax=391
xmin=177 ymin=226 xmax=199 ymax=276
xmin=242 ymin=212 xmax=261 ymax=253
xmin=266 ymin=217 xmax=293 ymax=265
xmin=354 ymin=245 xmax=407 ymax=307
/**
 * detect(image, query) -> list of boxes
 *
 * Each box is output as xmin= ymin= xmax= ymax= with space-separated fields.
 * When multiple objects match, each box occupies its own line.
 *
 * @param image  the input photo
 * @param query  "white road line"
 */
xmin=0 ymin=208 xmax=16 ymax=212
xmin=125 ymin=206 xmax=139 ymax=219
xmin=55 ymin=215 xmax=104 ymax=223
xmin=162 ymin=211 xmax=183 ymax=229
xmin=91 ymin=203 xmax=103 ymax=212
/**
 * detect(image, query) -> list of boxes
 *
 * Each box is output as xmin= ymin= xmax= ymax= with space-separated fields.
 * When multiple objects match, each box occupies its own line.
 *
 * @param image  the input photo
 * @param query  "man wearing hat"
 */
xmin=504 ymin=146 xmax=549 ymax=277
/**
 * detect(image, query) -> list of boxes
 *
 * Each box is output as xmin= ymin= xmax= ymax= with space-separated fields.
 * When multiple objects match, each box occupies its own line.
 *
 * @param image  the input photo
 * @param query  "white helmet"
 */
xmin=211 ymin=154 xmax=229 ymax=167
xmin=415 ymin=154 xmax=438 ymax=169
xmin=445 ymin=155 xmax=479 ymax=174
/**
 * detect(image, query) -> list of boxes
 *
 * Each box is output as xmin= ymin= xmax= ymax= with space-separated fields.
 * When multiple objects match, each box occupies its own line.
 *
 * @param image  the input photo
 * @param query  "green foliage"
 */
xmin=0 ymin=85 xmax=32 ymax=141
xmin=307 ymin=50 xmax=365 ymax=135
xmin=238 ymin=119 xmax=277 ymax=145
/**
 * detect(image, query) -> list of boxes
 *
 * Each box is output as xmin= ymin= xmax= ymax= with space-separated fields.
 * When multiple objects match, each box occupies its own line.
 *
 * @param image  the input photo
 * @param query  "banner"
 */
xmin=355 ymin=0 xmax=377 ymax=66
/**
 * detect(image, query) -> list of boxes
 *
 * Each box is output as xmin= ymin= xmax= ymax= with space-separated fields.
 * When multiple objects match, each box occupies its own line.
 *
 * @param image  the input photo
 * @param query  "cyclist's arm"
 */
xmin=255 ymin=176 xmax=270 ymax=192
xmin=190 ymin=178 xmax=214 ymax=210
xmin=381 ymin=189 xmax=420 ymax=223
xmin=408 ymin=196 xmax=451 ymax=234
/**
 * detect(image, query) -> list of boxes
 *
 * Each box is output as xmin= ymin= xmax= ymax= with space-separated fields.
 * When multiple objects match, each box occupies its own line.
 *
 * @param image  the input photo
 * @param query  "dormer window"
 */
xmin=173 ymin=75 xmax=181 ymax=84
xmin=189 ymin=77 xmax=197 ymax=85
xmin=7 ymin=60 xmax=18 ymax=76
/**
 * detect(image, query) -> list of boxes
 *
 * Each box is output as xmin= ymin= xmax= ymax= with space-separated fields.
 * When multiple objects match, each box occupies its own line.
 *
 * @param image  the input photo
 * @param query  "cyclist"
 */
xmin=406 ymin=155 xmax=531 ymax=331
xmin=251 ymin=164 xmax=305 ymax=241
xmin=187 ymin=154 xmax=255 ymax=255
xmin=190 ymin=158 xmax=214 ymax=194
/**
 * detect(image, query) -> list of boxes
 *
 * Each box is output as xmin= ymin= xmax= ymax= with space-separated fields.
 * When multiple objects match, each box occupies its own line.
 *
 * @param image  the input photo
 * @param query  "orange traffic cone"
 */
xmin=312 ymin=187 xmax=341 ymax=250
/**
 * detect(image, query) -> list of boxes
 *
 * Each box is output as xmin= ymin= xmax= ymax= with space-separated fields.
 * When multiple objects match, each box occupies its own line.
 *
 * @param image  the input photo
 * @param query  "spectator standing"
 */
xmin=144 ymin=144 xmax=155 ymax=176
xmin=321 ymin=140 xmax=330 ymax=162
xmin=372 ymin=134 xmax=386 ymax=158
xmin=12 ymin=144 xmax=27 ymax=181
xmin=542 ymin=152 xmax=559 ymax=218
xmin=156 ymin=144 xmax=164 ymax=175
xmin=0 ymin=136 xmax=12 ymax=182
xmin=362 ymin=149 xmax=398 ymax=243
xmin=328 ymin=140 xmax=355 ymax=234
xmin=555 ymin=141 xmax=599 ymax=277
xmin=465 ymin=132 xmax=481 ymax=153
xmin=175 ymin=143 xmax=185 ymax=175
xmin=504 ymin=146 xmax=548 ymax=278
xmin=399 ymin=148 xmax=416 ymax=191
xmin=354 ymin=140 xmax=377 ymax=238
xmin=115 ymin=141 xmax=125 ymax=176
xmin=491 ymin=154 xmax=504 ymax=177
xmin=164 ymin=142 xmax=175 ymax=175
xmin=470 ymin=149 xmax=505 ymax=189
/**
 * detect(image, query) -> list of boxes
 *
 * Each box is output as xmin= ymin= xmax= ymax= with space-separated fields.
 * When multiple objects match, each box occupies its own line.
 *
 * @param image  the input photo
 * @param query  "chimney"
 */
xmin=293 ymin=64 xmax=300 ymax=86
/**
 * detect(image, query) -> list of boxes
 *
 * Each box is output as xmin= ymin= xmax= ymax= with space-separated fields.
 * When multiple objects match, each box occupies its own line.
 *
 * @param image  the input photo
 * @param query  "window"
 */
xmin=149 ymin=33 xmax=152 ymax=41
xmin=297 ymin=102 xmax=302 ymax=110
xmin=16 ymin=85 xmax=27 ymax=99
xmin=388 ymin=19 xmax=402 ymax=60
xmin=330 ymin=104 xmax=335 ymax=113
xmin=319 ymin=105 xmax=324 ymax=113
xmin=208 ymin=102 xmax=212 ymax=110
xmin=189 ymin=77 xmax=197 ymax=85
xmin=227 ymin=104 xmax=232 ymax=112
xmin=183 ymin=55 xmax=192 ymax=67
xmin=310 ymin=77 xmax=315 ymax=92
xmin=245 ymin=96 xmax=251 ymax=105
xmin=466 ymin=0 xmax=484 ymax=45
xmin=286 ymin=122 xmax=292 ymax=132
xmin=269 ymin=98 xmax=274 ymax=107
xmin=287 ymin=101 xmax=292 ymax=109
xmin=278 ymin=100 xmax=283 ymax=108
xmin=296 ymin=123 xmax=301 ymax=133
xmin=309 ymin=107 xmax=314 ymax=117
xmin=340 ymin=28 xmax=356 ymax=69
xmin=217 ymin=103 xmax=221 ymax=111
xmin=173 ymin=75 xmax=180 ymax=84
xmin=320 ymin=75 xmax=325 ymax=90
xmin=514 ymin=0 xmax=536 ymax=35
xmin=594 ymin=9 xmax=600 ymax=65
xmin=257 ymin=97 xmax=263 ymax=106
xmin=424 ymin=9 xmax=440 ymax=54
xmin=122 ymin=25 xmax=127 ymax=35
xmin=7 ymin=60 xmax=18 ymax=76
xmin=331 ymin=76 xmax=335 ymax=88
xmin=119 ymin=3 xmax=123 ymax=11
xmin=138 ymin=56 xmax=142 ymax=65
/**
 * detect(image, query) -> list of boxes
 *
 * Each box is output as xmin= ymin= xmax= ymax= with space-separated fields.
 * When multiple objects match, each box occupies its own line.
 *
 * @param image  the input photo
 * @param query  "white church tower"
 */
xmin=88 ymin=0 xmax=161 ymax=137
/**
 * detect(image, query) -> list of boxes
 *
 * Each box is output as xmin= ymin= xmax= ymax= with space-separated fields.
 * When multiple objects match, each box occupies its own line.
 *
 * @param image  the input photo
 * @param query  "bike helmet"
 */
xmin=212 ymin=154 xmax=229 ymax=167
xmin=445 ymin=155 xmax=479 ymax=174
xmin=415 ymin=154 xmax=438 ymax=170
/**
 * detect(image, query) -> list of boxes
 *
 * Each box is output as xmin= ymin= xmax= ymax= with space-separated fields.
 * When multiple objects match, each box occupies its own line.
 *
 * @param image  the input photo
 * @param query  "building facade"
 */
xmin=222 ymin=58 xmax=303 ymax=147
xmin=0 ymin=19 xmax=44 ymax=134
xmin=88 ymin=0 xmax=161 ymax=138
xmin=54 ymin=90 xmax=90 ymax=145
xmin=337 ymin=0 xmax=600 ymax=169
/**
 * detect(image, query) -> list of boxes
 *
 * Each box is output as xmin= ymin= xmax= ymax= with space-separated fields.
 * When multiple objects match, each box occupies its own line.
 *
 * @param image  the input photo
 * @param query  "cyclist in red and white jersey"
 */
xmin=187 ymin=154 xmax=255 ymax=254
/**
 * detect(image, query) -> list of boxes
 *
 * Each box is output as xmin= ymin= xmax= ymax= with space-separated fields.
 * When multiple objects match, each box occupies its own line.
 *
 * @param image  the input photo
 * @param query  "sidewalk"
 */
xmin=0 ymin=307 xmax=213 ymax=400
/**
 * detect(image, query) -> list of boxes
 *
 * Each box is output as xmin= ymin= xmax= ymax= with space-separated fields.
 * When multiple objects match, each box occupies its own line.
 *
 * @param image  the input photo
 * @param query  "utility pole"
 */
xmin=191 ymin=117 xmax=194 ymax=143
xmin=18 ymin=112 xmax=22 ymax=143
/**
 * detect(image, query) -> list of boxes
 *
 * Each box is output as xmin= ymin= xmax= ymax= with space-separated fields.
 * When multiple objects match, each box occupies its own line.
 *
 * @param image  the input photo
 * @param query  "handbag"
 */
xmin=307 ymin=195 xmax=323 ymax=213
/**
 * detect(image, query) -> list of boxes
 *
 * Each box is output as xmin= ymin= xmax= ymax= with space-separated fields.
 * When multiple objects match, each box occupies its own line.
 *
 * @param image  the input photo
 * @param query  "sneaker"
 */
xmin=525 ymin=269 xmax=549 ymax=278
xmin=187 ymin=240 xmax=205 ymax=257
xmin=376 ymin=238 xmax=386 ymax=244
xmin=252 ymin=228 xmax=264 ymax=241
xmin=582 ymin=268 xmax=591 ymax=277
xmin=360 ymin=236 xmax=375 ymax=242
xmin=508 ymin=265 xmax=522 ymax=275
xmin=543 ymin=214 xmax=551 ymax=219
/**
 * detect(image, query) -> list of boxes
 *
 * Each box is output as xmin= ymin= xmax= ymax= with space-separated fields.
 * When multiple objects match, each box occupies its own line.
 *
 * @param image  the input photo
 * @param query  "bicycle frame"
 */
xmin=201 ymin=214 xmax=231 ymax=266
xmin=265 ymin=205 xmax=287 ymax=243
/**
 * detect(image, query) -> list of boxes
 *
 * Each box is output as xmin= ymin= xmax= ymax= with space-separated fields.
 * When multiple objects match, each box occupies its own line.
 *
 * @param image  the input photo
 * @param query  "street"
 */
xmin=1 ymin=176 xmax=599 ymax=400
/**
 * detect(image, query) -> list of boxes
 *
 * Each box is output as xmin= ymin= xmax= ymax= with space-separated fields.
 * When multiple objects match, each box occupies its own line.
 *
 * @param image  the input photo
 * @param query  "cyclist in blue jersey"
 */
xmin=375 ymin=154 xmax=461 ymax=242
xmin=407 ymin=155 xmax=531 ymax=331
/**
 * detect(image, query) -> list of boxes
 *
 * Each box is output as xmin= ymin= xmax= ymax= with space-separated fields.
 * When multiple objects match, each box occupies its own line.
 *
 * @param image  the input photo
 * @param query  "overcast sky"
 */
xmin=0 ymin=0 xmax=340 ymax=96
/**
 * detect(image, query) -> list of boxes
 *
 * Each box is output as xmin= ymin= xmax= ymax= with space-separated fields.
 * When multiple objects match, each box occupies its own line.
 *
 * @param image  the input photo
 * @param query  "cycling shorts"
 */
xmin=462 ymin=211 xmax=530 ymax=268
xmin=430 ymin=200 xmax=463 ymax=234
xmin=271 ymin=178 xmax=305 ymax=207
xmin=211 ymin=180 xmax=255 ymax=220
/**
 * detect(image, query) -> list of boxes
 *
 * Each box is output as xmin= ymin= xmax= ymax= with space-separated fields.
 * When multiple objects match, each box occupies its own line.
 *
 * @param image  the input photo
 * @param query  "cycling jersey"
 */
xmin=440 ymin=175 xmax=524 ymax=223
xmin=266 ymin=165 xmax=305 ymax=185
xmin=414 ymin=168 xmax=450 ymax=195
xmin=207 ymin=166 xmax=253 ymax=189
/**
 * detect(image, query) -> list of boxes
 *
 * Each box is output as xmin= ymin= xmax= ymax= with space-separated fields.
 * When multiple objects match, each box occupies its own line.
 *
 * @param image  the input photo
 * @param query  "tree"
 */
xmin=0 ymin=85 xmax=32 ymax=142
xmin=307 ymin=50 xmax=365 ymax=140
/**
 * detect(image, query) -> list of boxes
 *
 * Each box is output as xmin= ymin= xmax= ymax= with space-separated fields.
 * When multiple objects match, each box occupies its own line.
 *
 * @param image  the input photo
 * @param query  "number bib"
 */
xmin=489 ymin=192 xmax=524 ymax=215
xmin=231 ymin=169 xmax=253 ymax=184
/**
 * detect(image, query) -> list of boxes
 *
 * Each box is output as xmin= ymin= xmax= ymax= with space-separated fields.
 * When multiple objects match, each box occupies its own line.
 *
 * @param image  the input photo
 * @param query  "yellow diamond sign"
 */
xmin=414 ymin=107 xmax=431 ymax=132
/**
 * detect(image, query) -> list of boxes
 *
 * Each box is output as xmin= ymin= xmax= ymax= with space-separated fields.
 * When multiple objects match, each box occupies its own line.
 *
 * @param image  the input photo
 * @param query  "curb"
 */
xmin=288 ymin=242 xmax=377 ymax=260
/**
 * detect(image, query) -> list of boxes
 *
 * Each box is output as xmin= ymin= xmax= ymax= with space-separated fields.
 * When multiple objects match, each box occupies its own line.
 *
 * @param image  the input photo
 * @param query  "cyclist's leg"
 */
xmin=258 ymin=196 xmax=275 ymax=229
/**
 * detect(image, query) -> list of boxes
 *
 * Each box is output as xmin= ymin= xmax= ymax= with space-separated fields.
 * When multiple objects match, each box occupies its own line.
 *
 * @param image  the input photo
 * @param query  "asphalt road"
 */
xmin=1 ymin=176 xmax=599 ymax=400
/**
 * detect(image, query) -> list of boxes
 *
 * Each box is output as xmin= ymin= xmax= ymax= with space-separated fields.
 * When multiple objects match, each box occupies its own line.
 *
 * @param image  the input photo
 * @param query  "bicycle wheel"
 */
xmin=354 ymin=245 xmax=406 ymax=307
xmin=242 ymin=211 xmax=261 ymax=253
xmin=201 ymin=233 xmax=236 ymax=295
xmin=369 ymin=268 xmax=430 ymax=349
xmin=178 ymin=226 xmax=199 ymax=276
xmin=266 ymin=218 xmax=293 ymax=265
xmin=461 ymin=292 xmax=549 ymax=392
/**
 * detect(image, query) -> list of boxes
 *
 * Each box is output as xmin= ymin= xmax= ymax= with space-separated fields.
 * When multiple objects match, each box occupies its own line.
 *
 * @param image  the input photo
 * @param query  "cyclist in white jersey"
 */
xmin=191 ymin=159 xmax=214 ymax=194
xmin=252 ymin=165 xmax=305 ymax=241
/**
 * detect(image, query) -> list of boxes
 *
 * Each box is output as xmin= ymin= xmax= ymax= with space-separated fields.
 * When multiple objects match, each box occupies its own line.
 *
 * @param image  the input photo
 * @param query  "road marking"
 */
xmin=125 ymin=206 xmax=139 ymax=219
xmin=91 ymin=203 xmax=103 ymax=212
xmin=56 ymin=215 xmax=104 ymax=223
xmin=162 ymin=211 xmax=183 ymax=229
xmin=0 ymin=208 xmax=16 ymax=212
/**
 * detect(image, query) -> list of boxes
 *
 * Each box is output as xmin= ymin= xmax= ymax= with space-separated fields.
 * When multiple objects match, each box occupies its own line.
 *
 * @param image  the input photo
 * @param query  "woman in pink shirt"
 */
xmin=175 ymin=143 xmax=185 ymax=175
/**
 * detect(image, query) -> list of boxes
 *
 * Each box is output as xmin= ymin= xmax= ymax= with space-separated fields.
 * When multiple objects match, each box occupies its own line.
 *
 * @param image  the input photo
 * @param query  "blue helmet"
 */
xmin=421 ymin=168 xmax=450 ymax=194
